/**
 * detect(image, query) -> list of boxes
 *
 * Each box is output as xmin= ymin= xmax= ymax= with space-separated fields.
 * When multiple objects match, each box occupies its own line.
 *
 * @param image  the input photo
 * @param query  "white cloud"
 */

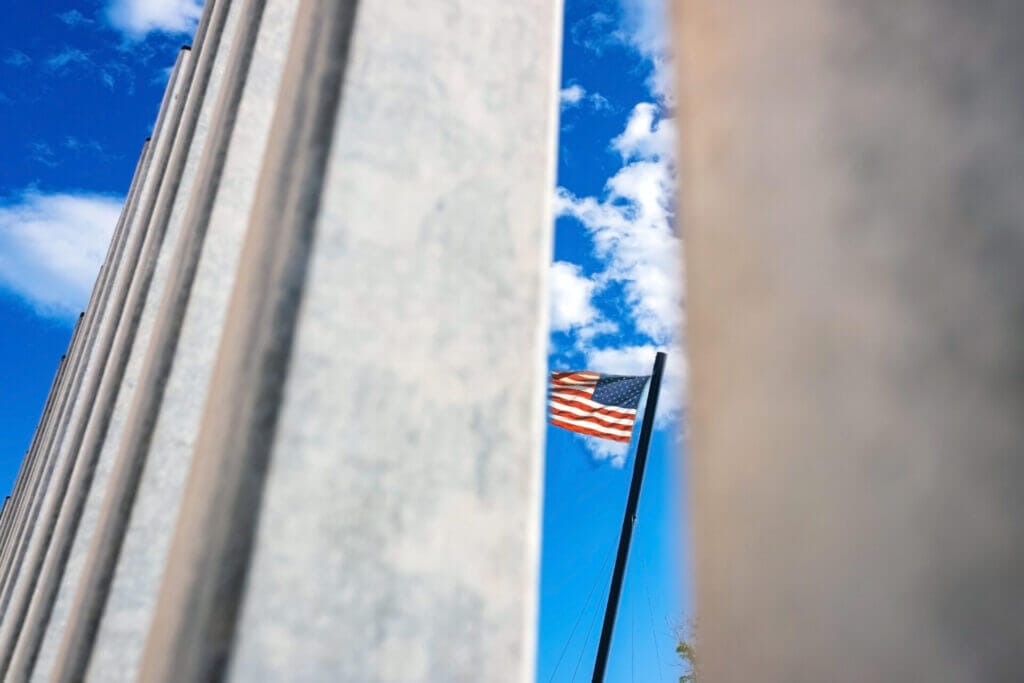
xmin=556 ymin=104 xmax=681 ymax=345
xmin=0 ymin=192 xmax=123 ymax=319
xmin=560 ymin=84 xmax=587 ymax=106
xmin=612 ymin=102 xmax=675 ymax=160
xmin=619 ymin=0 xmax=674 ymax=103
xmin=106 ymin=0 xmax=204 ymax=38
xmin=580 ymin=436 xmax=631 ymax=467
xmin=550 ymin=261 xmax=599 ymax=332
xmin=619 ymin=0 xmax=670 ymax=59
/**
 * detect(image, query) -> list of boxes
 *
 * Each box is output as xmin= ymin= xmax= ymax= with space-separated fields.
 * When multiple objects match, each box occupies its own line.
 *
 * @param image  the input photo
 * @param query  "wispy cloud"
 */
xmin=569 ymin=11 xmax=623 ymax=56
xmin=45 ymin=47 xmax=91 ymax=71
xmin=28 ymin=142 xmax=58 ymax=167
xmin=100 ymin=61 xmax=136 ymax=92
xmin=150 ymin=62 xmax=176 ymax=86
xmin=571 ymin=0 xmax=674 ymax=103
xmin=106 ymin=0 xmax=204 ymax=39
xmin=57 ymin=9 xmax=95 ymax=27
xmin=560 ymin=83 xmax=613 ymax=112
xmin=0 ymin=191 xmax=123 ymax=319
xmin=4 ymin=50 xmax=31 ymax=68
xmin=64 ymin=137 xmax=106 ymax=155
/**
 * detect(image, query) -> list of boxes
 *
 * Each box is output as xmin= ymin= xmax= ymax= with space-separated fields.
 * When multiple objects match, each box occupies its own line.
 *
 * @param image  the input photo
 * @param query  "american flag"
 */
xmin=548 ymin=371 xmax=650 ymax=443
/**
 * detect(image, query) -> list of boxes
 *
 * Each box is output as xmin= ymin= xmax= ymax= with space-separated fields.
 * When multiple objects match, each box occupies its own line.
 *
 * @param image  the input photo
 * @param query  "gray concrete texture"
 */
xmin=2 ymin=0 xmax=562 ymax=680
xmin=138 ymin=0 xmax=561 ymax=680
xmin=224 ymin=0 xmax=559 ymax=676
xmin=8 ymin=140 xmax=155 ymax=683
xmin=0 ymin=350 xmax=70 ymax=580
xmin=675 ymin=1 xmax=1024 ymax=682
xmin=0 ymin=131 xmax=155 ymax=617
xmin=0 ymin=139 xmax=147 ymax=594
xmin=0 ymin=46 xmax=192 ymax=676
xmin=57 ymin=0 xmax=301 ymax=680
xmin=20 ymin=0 xmax=246 ymax=679
xmin=0 ymin=352 xmax=69 ymax=562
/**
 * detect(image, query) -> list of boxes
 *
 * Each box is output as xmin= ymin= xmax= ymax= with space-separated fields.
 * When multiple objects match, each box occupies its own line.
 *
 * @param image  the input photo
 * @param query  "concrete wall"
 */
xmin=1 ymin=0 xmax=562 ymax=680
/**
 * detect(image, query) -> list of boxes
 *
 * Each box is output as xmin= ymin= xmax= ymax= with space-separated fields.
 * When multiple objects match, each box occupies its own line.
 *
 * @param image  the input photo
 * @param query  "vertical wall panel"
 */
xmin=49 ymin=0 xmax=302 ymax=680
xmin=0 ymin=137 xmax=150 ymax=601
xmin=0 ymin=44 xmax=194 ymax=677
xmin=135 ymin=0 xmax=562 ymax=680
xmin=0 ymin=117 xmax=163 ymax=623
xmin=15 ymin=0 xmax=251 ymax=679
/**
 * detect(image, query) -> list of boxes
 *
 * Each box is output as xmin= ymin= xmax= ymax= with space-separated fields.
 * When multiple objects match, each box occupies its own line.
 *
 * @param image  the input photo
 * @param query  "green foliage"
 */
xmin=676 ymin=621 xmax=697 ymax=683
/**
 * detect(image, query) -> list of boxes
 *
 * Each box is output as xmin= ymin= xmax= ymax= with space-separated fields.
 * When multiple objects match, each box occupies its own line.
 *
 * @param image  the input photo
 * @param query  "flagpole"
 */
xmin=591 ymin=350 xmax=667 ymax=683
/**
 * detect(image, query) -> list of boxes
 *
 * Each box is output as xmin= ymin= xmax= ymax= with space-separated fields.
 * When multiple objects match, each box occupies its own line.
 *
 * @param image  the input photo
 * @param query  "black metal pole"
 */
xmin=592 ymin=351 xmax=667 ymax=683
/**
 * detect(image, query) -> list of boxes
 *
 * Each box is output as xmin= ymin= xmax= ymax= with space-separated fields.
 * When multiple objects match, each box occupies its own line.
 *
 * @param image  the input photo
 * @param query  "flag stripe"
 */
xmin=549 ymin=414 xmax=633 ymax=439
xmin=548 ymin=402 xmax=637 ymax=426
xmin=551 ymin=373 xmax=600 ymax=385
xmin=551 ymin=371 xmax=600 ymax=381
xmin=552 ymin=378 xmax=599 ymax=388
xmin=549 ymin=418 xmax=633 ymax=443
xmin=549 ymin=392 xmax=636 ymax=416
xmin=548 ymin=387 xmax=597 ymax=401
xmin=549 ymin=408 xmax=635 ymax=433
xmin=548 ymin=413 xmax=633 ymax=437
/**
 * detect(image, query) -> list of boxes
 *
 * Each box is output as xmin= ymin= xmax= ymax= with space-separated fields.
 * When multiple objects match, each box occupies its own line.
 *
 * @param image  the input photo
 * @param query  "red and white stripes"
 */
xmin=548 ymin=371 xmax=638 ymax=443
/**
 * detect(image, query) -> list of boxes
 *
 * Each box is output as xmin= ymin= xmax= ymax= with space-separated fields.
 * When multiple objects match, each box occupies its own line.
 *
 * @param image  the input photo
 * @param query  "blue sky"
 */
xmin=0 ymin=0 xmax=687 ymax=680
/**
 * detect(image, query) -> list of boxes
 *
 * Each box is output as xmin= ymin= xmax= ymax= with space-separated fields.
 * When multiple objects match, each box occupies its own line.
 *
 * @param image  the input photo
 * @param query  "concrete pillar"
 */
xmin=0 ymin=45 xmax=193 ymax=674
xmin=138 ymin=0 xmax=561 ymax=681
xmin=0 ymin=134 xmax=153 ymax=606
xmin=0 ymin=355 xmax=68 ymax=556
xmin=0 ymin=498 xmax=8 ymax=552
xmin=50 ymin=1 xmax=302 ymax=680
xmin=0 ymin=352 xmax=69 ymax=564
xmin=0 ymin=130 xmax=146 ymax=580
xmin=675 ymin=2 xmax=1024 ymax=681
xmin=6 ymin=1 xmax=250 ymax=677
xmin=0 ymin=134 xmax=150 ymax=662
